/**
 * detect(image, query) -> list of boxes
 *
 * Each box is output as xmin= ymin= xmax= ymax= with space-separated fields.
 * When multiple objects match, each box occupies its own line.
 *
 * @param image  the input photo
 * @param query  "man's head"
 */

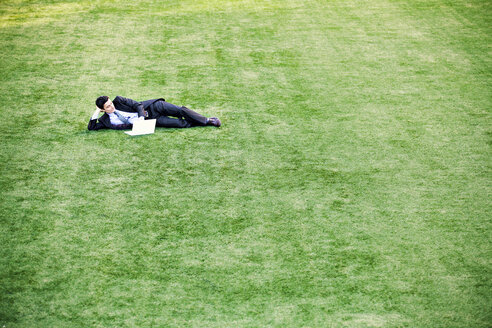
xmin=95 ymin=96 xmax=115 ymax=113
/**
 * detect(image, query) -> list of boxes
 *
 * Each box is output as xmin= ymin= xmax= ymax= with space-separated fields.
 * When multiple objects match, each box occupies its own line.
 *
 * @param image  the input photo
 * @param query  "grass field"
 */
xmin=0 ymin=0 xmax=491 ymax=327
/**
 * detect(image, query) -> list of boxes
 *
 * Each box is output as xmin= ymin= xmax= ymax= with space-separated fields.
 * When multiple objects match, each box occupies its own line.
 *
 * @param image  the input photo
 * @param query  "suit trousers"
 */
xmin=147 ymin=101 xmax=208 ymax=128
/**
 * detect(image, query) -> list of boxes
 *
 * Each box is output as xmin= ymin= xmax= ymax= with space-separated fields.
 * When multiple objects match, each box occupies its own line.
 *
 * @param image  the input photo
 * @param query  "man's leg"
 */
xmin=151 ymin=101 xmax=208 ymax=126
xmin=155 ymin=116 xmax=192 ymax=128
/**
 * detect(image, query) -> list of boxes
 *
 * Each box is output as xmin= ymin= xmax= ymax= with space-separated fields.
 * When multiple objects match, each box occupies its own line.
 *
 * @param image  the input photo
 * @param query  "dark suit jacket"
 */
xmin=88 ymin=96 xmax=165 ymax=130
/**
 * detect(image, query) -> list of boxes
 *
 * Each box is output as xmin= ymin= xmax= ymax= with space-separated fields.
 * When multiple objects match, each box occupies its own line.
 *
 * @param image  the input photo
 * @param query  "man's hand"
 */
xmin=91 ymin=108 xmax=101 ymax=120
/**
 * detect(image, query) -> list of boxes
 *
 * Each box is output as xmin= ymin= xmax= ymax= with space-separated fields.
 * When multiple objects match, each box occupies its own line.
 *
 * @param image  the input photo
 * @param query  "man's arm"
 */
xmin=115 ymin=96 xmax=145 ymax=117
xmin=88 ymin=108 xmax=106 ymax=130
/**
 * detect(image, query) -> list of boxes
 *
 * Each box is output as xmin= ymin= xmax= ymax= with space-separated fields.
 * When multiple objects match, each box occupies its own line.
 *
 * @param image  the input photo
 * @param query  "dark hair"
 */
xmin=96 ymin=96 xmax=109 ymax=109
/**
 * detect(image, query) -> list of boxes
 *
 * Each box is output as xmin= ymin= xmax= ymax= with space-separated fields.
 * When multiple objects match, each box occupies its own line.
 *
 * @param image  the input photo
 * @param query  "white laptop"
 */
xmin=124 ymin=119 xmax=156 ymax=136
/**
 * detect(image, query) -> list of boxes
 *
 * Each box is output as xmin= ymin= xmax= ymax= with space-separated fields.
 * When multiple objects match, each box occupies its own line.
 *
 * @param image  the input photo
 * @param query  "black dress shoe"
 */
xmin=208 ymin=117 xmax=221 ymax=127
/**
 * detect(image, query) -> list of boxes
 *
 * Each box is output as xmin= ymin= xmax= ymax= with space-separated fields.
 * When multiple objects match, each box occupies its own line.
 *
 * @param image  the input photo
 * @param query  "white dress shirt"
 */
xmin=109 ymin=110 xmax=139 ymax=125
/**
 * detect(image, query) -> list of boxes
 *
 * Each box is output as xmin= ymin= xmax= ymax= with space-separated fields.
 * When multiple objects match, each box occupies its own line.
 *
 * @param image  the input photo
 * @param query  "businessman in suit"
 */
xmin=88 ymin=95 xmax=221 ymax=130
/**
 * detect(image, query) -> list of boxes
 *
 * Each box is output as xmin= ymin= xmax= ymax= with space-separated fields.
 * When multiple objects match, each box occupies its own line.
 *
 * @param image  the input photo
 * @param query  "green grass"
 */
xmin=0 ymin=0 xmax=490 ymax=327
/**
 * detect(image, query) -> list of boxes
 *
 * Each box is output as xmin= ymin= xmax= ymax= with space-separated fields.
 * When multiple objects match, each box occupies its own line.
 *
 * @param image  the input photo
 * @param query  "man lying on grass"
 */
xmin=88 ymin=95 xmax=221 ymax=130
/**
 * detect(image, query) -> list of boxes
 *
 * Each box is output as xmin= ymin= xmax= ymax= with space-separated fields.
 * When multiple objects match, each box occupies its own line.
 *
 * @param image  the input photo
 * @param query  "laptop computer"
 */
xmin=124 ymin=119 xmax=156 ymax=136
